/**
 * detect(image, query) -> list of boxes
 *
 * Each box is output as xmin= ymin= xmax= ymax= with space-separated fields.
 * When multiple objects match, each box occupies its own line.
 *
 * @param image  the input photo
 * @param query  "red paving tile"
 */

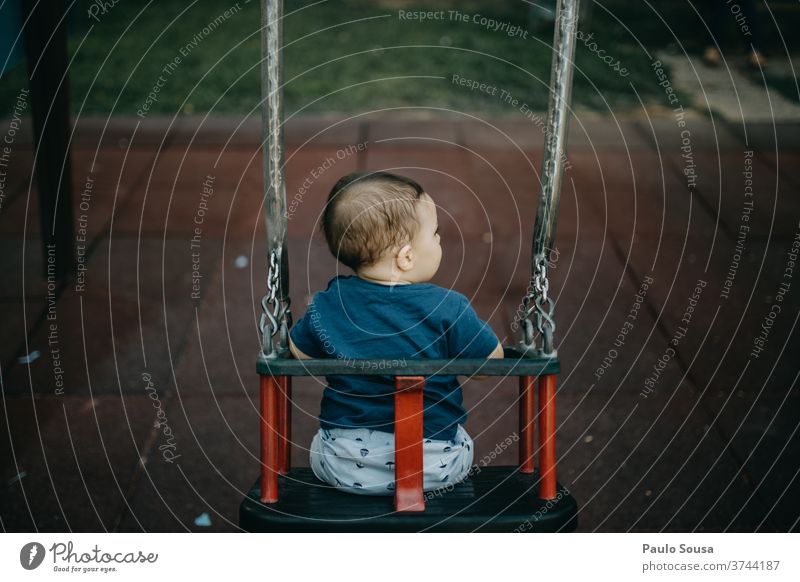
xmin=110 ymin=146 xmax=263 ymax=238
xmin=578 ymin=155 xmax=709 ymax=241
xmin=465 ymin=148 xmax=604 ymax=240
xmin=168 ymin=115 xmax=262 ymax=149
xmin=71 ymin=116 xmax=182 ymax=149
xmin=635 ymin=117 xmax=744 ymax=151
xmin=460 ymin=116 xmax=653 ymax=152
xmin=568 ymin=117 xmax=653 ymax=151
xmin=285 ymin=115 xmax=363 ymax=148
xmin=367 ymin=118 xmax=461 ymax=147
xmin=568 ymin=151 xmax=684 ymax=197
xmin=69 ymin=115 xmax=366 ymax=150
xmin=460 ymin=118 xmax=551 ymax=151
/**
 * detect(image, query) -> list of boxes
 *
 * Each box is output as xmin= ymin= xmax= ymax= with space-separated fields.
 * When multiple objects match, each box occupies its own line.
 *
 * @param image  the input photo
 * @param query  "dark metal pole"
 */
xmin=22 ymin=0 xmax=74 ymax=280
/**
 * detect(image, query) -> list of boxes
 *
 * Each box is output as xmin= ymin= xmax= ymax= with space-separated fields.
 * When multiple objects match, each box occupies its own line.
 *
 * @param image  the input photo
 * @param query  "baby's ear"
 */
xmin=395 ymin=243 xmax=413 ymax=271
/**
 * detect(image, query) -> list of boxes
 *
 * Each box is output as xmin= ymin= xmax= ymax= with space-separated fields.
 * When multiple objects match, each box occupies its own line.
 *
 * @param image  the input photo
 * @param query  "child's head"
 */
xmin=321 ymin=171 xmax=442 ymax=283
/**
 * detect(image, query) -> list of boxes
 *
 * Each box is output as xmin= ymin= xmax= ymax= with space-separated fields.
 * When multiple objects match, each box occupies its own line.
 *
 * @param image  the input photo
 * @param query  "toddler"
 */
xmin=289 ymin=171 xmax=504 ymax=495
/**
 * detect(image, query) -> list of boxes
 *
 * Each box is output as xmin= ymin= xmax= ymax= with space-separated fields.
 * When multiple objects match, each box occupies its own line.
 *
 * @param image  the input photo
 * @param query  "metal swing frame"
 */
xmin=251 ymin=0 xmax=579 ymax=520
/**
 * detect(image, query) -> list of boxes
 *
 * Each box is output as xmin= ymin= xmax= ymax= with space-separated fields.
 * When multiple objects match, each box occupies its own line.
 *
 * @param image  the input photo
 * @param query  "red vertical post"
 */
xmin=518 ymin=375 xmax=536 ymax=473
xmin=538 ymin=374 xmax=557 ymax=500
xmin=277 ymin=376 xmax=291 ymax=474
xmin=260 ymin=375 xmax=280 ymax=503
xmin=394 ymin=376 xmax=426 ymax=512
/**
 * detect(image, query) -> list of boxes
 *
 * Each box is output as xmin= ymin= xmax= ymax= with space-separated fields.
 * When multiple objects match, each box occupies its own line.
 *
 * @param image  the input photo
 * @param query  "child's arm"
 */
xmin=467 ymin=341 xmax=504 ymax=381
xmin=446 ymin=294 xmax=504 ymax=381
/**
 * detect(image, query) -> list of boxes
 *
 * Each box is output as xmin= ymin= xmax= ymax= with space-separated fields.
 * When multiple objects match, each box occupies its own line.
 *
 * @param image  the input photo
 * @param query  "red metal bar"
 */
xmin=277 ymin=375 xmax=291 ymax=474
xmin=538 ymin=374 xmax=557 ymax=500
xmin=518 ymin=375 xmax=536 ymax=473
xmin=260 ymin=374 xmax=280 ymax=503
xmin=394 ymin=376 xmax=426 ymax=512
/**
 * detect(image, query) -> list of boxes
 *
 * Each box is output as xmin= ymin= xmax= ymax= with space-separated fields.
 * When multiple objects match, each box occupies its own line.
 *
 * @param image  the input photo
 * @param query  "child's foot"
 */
xmin=703 ymin=46 xmax=722 ymax=67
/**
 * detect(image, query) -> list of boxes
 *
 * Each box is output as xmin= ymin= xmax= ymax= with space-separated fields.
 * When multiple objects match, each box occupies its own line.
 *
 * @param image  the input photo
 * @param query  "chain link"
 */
xmin=259 ymin=250 xmax=291 ymax=357
xmin=520 ymin=252 xmax=556 ymax=355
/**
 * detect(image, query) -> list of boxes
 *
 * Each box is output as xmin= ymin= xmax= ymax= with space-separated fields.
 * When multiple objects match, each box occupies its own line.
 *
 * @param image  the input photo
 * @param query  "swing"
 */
xmin=240 ymin=0 xmax=580 ymax=532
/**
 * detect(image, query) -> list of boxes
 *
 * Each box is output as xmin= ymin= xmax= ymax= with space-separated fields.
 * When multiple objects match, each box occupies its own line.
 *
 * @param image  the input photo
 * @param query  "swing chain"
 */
xmin=259 ymin=250 xmax=291 ymax=358
xmin=521 ymin=253 xmax=556 ymax=356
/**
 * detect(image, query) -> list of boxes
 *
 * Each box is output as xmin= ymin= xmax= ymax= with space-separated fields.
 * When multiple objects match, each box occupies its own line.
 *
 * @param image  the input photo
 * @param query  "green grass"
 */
xmin=8 ymin=0 xmax=791 ymax=118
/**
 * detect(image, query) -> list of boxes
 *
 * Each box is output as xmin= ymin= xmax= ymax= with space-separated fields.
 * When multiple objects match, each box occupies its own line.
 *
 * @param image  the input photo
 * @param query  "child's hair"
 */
xmin=321 ymin=171 xmax=426 ymax=270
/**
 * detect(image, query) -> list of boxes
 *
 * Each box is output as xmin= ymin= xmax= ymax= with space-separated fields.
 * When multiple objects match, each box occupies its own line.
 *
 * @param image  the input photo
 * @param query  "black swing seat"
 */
xmin=243 ymin=348 xmax=577 ymax=532
xmin=240 ymin=467 xmax=577 ymax=532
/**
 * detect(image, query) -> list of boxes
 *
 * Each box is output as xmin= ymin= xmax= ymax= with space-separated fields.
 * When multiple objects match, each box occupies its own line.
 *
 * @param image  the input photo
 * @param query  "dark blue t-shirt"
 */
xmin=290 ymin=275 xmax=500 ymax=440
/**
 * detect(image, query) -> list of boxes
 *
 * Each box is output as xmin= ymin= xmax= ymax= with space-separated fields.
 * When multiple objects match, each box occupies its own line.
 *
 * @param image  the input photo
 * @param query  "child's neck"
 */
xmin=355 ymin=271 xmax=412 ymax=286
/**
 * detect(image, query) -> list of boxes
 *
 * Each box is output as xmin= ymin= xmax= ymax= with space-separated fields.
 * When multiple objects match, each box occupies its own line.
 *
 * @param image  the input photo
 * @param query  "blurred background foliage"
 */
xmin=1 ymin=0 xmax=798 ymax=117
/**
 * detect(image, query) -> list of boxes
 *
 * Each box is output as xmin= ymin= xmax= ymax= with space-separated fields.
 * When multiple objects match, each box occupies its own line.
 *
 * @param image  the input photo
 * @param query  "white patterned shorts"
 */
xmin=309 ymin=424 xmax=474 ymax=496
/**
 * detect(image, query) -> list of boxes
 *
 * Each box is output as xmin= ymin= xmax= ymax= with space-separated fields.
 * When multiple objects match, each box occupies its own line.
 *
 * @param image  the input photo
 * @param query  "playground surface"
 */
xmin=1 ymin=112 xmax=798 ymax=532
